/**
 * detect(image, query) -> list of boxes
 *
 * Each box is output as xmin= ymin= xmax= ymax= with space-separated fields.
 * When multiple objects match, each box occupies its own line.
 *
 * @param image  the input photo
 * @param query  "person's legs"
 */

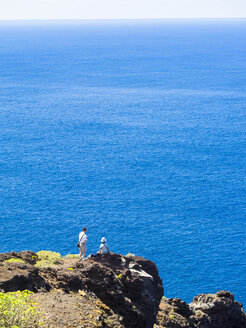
xmin=82 ymin=244 xmax=87 ymax=259
xmin=79 ymin=245 xmax=83 ymax=259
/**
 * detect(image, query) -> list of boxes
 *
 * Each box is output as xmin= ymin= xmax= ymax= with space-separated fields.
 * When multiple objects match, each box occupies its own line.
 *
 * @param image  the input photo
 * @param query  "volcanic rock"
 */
xmin=156 ymin=290 xmax=246 ymax=328
xmin=0 ymin=251 xmax=163 ymax=328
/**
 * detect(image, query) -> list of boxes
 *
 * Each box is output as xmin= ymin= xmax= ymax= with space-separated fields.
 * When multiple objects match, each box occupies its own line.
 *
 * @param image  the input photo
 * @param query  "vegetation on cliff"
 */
xmin=0 ymin=290 xmax=43 ymax=328
xmin=34 ymin=251 xmax=62 ymax=268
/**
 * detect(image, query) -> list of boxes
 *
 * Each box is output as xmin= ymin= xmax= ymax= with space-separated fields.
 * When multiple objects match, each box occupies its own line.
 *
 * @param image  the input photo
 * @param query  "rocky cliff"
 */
xmin=0 ymin=251 xmax=163 ymax=328
xmin=156 ymin=290 xmax=246 ymax=328
xmin=0 ymin=251 xmax=245 ymax=328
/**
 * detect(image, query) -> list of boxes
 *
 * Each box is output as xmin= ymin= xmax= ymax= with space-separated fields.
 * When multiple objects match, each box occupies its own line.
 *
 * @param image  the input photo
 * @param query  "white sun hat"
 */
xmin=101 ymin=237 xmax=106 ymax=243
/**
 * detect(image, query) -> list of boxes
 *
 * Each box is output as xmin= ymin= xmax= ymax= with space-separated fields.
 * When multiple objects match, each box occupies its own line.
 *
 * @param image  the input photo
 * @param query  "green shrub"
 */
xmin=36 ymin=251 xmax=61 ymax=262
xmin=4 ymin=258 xmax=26 ymax=265
xmin=0 ymin=290 xmax=43 ymax=328
xmin=65 ymin=254 xmax=79 ymax=259
xmin=35 ymin=251 xmax=61 ymax=268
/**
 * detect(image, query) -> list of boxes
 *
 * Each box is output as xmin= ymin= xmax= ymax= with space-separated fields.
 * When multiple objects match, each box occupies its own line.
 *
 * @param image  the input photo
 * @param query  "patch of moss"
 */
xmin=169 ymin=314 xmax=175 ymax=320
xmin=4 ymin=258 xmax=26 ymax=265
xmin=65 ymin=254 xmax=79 ymax=259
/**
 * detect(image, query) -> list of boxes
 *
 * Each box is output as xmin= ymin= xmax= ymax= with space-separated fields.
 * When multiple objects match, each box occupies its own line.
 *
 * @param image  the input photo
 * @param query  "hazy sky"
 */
xmin=0 ymin=0 xmax=246 ymax=20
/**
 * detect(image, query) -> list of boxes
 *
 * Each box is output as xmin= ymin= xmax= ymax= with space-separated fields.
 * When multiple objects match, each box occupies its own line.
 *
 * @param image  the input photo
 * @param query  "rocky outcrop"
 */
xmin=156 ymin=290 xmax=246 ymax=328
xmin=0 ymin=251 xmax=163 ymax=328
xmin=0 ymin=251 xmax=49 ymax=292
xmin=1 ymin=251 xmax=245 ymax=328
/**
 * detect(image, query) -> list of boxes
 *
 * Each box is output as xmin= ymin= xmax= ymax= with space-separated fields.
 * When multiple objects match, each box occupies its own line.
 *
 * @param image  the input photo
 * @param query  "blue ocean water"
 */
xmin=0 ymin=19 xmax=245 ymax=305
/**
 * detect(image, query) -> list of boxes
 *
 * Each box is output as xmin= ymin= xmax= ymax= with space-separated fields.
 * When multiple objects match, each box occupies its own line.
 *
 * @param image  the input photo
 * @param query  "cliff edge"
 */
xmin=0 ymin=251 xmax=163 ymax=328
xmin=0 ymin=251 xmax=245 ymax=328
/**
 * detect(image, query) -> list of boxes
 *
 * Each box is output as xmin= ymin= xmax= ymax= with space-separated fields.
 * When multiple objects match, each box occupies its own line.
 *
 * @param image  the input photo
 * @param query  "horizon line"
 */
xmin=0 ymin=17 xmax=246 ymax=23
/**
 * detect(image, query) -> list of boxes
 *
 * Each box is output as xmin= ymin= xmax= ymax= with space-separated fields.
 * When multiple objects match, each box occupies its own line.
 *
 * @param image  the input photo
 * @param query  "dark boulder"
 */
xmin=157 ymin=290 xmax=246 ymax=328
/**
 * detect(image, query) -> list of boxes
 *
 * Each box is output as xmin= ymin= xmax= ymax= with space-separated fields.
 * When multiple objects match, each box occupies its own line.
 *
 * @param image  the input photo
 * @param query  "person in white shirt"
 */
xmin=78 ymin=227 xmax=88 ymax=260
xmin=98 ymin=237 xmax=109 ymax=255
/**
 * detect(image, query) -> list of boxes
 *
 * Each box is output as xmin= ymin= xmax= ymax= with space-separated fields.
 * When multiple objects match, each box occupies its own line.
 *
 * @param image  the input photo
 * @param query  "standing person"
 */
xmin=78 ymin=227 xmax=88 ymax=260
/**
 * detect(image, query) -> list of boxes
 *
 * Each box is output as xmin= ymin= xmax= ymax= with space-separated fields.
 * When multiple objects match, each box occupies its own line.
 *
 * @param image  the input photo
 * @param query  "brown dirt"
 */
xmin=33 ymin=289 xmax=124 ymax=328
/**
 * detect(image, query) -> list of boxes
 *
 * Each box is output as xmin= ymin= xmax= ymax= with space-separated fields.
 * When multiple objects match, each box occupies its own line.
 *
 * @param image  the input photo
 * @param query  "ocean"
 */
xmin=0 ymin=19 xmax=245 ymax=304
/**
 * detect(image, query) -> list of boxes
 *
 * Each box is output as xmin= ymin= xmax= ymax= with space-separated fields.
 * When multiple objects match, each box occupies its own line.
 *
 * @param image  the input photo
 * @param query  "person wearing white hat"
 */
xmin=98 ymin=237 xmax=109 ymax=254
